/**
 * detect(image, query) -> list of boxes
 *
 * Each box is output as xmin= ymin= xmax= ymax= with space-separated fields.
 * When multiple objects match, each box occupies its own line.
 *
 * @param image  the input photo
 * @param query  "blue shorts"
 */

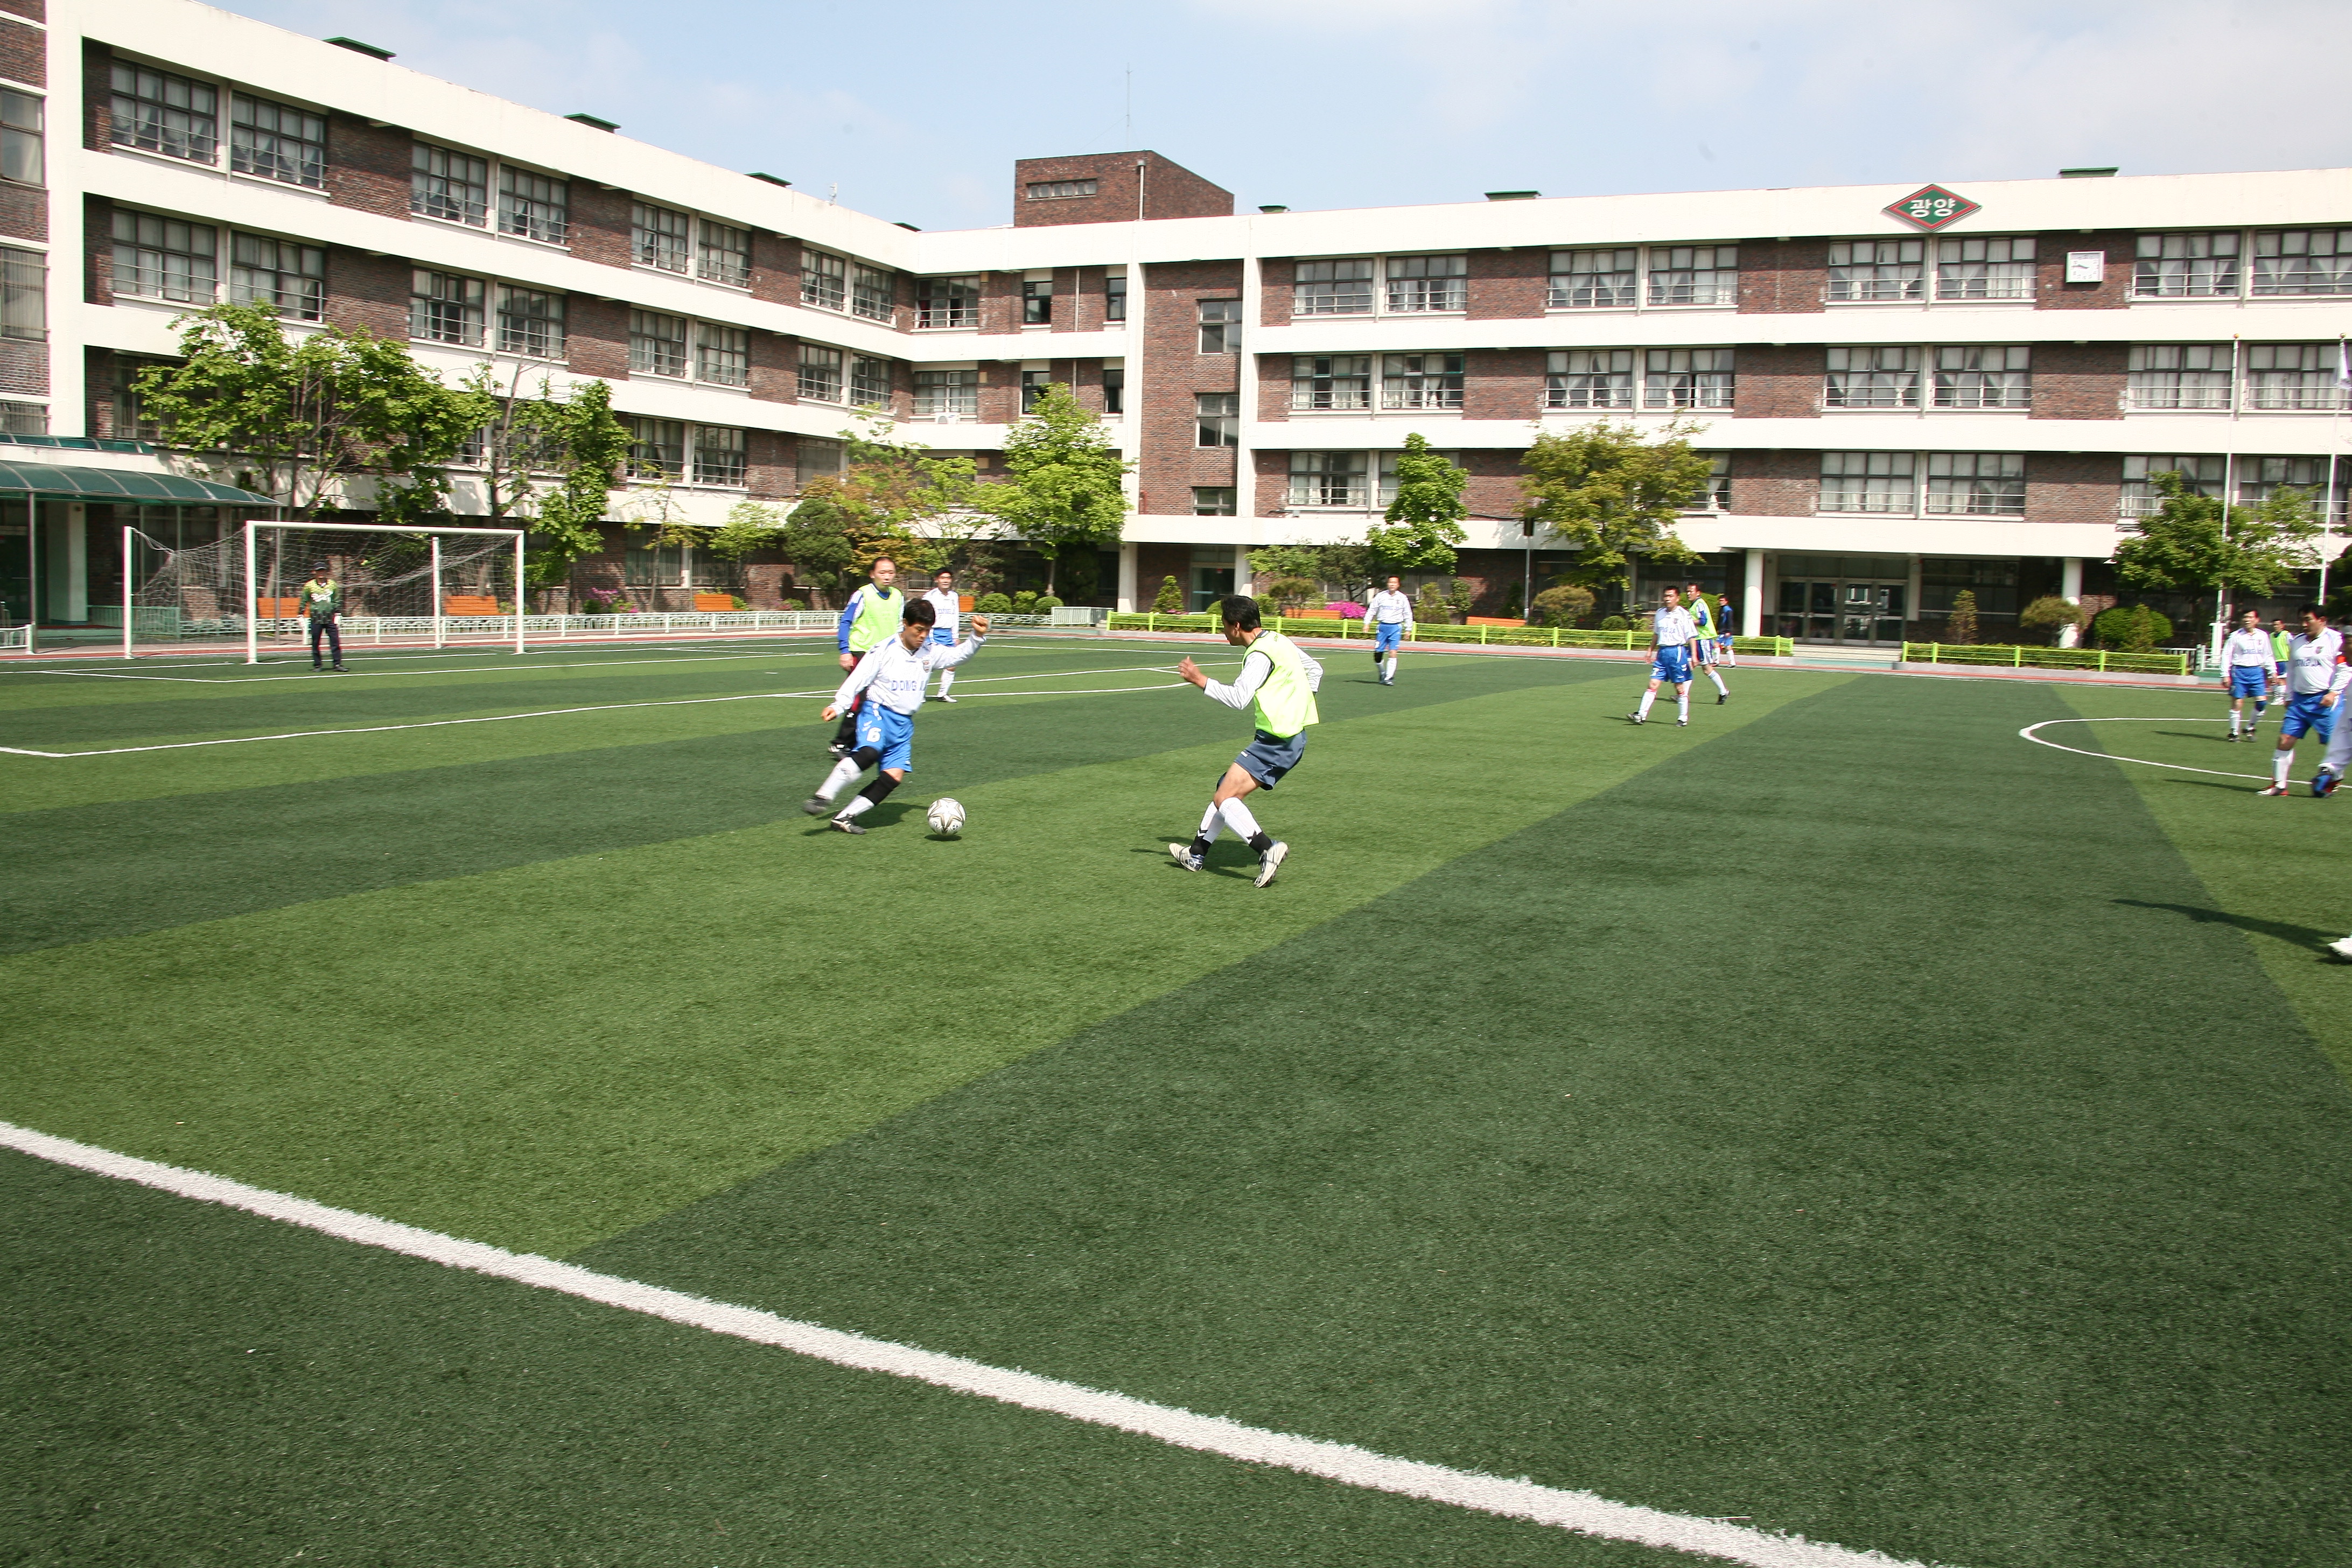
xmin=1374 ymin=620 xmax=1404 ymax=654
xmin=1650 ymin=646 xmax=1693 ymax=685
xmin=930 ymin=626 xmax=957 ymax=648
xmin=2279 ymin=692 xmax=2339 ymax=743
xmin=856 ymin=702 xmax=916 ymax=772
xmin=2228 ymin=666 xmax=2272 ymax=699
xmin=1234 ymin=729 xmax=1307 ymax=789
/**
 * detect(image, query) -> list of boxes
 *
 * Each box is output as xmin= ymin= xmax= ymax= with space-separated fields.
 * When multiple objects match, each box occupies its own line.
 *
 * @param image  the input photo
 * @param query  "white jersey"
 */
xmin=920 ymin=587 xmax=962 ymax=636
xmin=1364 ymin=589 xmax=1414 ymax=626
xmin=2284 ymin=628 xmax=2349 ymax=697
xmin=832 ymin=634 xmax=984 ymax=715
xmin=1651 ymin=606 xmax=1698 ymax=647
xmin=2223 ymin=627 xmax=2277 ymax=668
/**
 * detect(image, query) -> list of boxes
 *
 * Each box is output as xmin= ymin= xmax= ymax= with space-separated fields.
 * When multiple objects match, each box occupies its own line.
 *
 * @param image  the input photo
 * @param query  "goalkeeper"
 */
xmin=297 ymin=561 xmax=346 ymax=673
xmin=805 ymin=599 xmax=989 ymax=835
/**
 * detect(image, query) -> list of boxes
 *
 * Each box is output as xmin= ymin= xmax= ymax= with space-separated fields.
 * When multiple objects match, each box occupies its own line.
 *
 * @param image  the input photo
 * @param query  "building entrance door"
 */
xmin=1776 ymin=579 xmax=1906 ymax=645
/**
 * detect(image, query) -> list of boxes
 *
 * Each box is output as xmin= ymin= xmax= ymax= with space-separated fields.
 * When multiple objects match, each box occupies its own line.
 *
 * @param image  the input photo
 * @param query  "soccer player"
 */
xmin=828 ymin=556 xmax=904 ymax=757
xmin=1712 ymin=593 xmax=1738 ymax=666
xmin=1683 ymin=580 xmax=1731 ymax=703
xmin=1168 ymin=594 xmax=1322 ymax=887
xmin=921 ymin=567 xmax=964 ymax=701
xmin=805 ymin=599 xmax=990 ymax=834
xmin=297 ymin=561 xmax=346 ymax=672
xmin=2256 ymin=605 xmax=2346 ymax=797
xmin=1628 ymin=586 xmax=1700 ymax=726
xmin=1363 ymin=573 xmax=1412 ymax=685
xmin=2221 ymin=608 xmax=2276 ymax=741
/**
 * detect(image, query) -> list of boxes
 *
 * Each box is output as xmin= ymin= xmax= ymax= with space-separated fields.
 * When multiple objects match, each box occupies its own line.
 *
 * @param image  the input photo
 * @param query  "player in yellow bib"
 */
xmin=828 ymin=556 xmax=904 ymax=757
xmin=1683 ymin=580 xmax=1730 ymax=704
xmin=1171 ymin=594 xmax=1322 ymax=887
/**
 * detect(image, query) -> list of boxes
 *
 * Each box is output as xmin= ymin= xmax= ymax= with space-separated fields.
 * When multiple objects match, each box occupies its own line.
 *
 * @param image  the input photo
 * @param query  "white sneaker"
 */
xmin=2330 ymin=934 xmax=2352 ymax=962
xmin=939 ymin=694 xmax=958 ymax=703
xmin=1168 ymin=842 xmax=1203 ymax=871
xmin=1254 ymin=841 xmax=1288 ymax=888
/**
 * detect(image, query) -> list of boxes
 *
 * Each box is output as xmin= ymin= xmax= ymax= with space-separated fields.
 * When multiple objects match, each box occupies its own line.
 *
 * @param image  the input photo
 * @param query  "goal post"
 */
xmin=232 ymin=521 xmax=527 ymax=664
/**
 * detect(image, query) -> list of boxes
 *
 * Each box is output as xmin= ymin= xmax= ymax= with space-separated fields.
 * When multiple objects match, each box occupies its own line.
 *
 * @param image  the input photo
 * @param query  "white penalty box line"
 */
xmin=2017 ymin=717 xmax=2272 ymax=782
xmin=0 ymin=1119 xmax=1937 ymax=1568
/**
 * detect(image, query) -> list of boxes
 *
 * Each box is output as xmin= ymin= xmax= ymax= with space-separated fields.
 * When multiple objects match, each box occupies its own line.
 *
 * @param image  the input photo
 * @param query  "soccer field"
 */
xmin=4 ymin=633 xmax=2349 ymax=1568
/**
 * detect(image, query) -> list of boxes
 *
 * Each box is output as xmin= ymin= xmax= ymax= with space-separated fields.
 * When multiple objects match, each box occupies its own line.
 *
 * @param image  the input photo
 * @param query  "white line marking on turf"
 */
xmin=2018 ymin=717 xmax=2271 ymax=782
xmin=29 ymin=650 xmax=842 ymax=683
xmin=0 ymin=1119 xmax=1934 ymax=1568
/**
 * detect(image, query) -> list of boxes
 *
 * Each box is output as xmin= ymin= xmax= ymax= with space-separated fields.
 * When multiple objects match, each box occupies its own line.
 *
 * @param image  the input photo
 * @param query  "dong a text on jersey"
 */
xmin=831 ymin=633 xmax=984 ymax=715
xmin=2285 ymin=627 xmax=2350 ymax=696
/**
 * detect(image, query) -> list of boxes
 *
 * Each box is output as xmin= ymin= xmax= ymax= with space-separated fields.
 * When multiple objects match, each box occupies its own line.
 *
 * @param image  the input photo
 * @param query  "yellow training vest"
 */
xmin=849 ymin=585 xmax=904 ymax=653
xmin=1249 ymin=631 xmax=1319 ymax=738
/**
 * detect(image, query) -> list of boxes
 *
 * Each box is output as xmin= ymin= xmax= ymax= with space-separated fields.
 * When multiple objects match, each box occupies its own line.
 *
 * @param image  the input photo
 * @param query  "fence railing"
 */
xmin=228 ymin=611 xmax=840 ymax=641
xmin=1105 ymin=613 xmax=1792 ymax=656
xmin=1901 ymin=642 xmax=2190 ymax=675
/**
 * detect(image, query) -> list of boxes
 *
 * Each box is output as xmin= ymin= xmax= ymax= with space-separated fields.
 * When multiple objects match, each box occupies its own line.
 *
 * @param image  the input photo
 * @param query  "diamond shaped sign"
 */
xmin=1885 ymin=185 xmax=1980 ymax=230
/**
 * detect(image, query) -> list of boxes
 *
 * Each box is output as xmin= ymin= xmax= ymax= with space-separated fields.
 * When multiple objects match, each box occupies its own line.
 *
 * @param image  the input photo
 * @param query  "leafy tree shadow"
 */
xmin=2114 ymin=899 xmax=2344 ymax=956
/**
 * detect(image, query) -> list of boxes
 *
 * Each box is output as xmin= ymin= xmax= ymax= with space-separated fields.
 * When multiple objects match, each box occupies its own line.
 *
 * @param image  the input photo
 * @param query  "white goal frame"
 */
xmin=242 ymin=520 xmax=526 ymax=665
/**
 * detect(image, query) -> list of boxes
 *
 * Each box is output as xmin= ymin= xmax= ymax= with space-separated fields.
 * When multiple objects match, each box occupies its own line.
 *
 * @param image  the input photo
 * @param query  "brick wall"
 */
xmin=1728 ymin=449 xmax=1818 ymax=515
xmin=1048 ymin=265 xmax=1082 ymax=333
xmin=1137 ymin=543 xmax=1191 ymax=603
xmin=1463 ymin=347 xmax=1543 ymax=421
xmin=975 ymin=360 xmax=1019 ymax=424
xmin=2024 ymin=451 xmax=2123 ymax=524
xmin=749 ymin=231 xmax=797 ymax=306
xmin=82 ymin=192 xmax=109 ymax=304
xmin=325 ymin=115 xmax=410 ymax=220
xmin=1738 ymin=238 xmax=1827 ymax=313
xmin=1461 ymin=449 xmax=1527 ymax=522
xmin=2028 ymin=341 xmax=2126 ymax=420
xmin=1467 ymin=248 xmax=1546 ymax=319
xmin=1250 ymin=450 xmax=1285 ymax=517
xmin=568 ymin=184 xmax=631 ymax=269
xmin=85 ymin=344 xmax=114 ymax=435
xmin=565 ymin=297 xmax=628 ymax=379
xmin=324 ymin=248 xmax=407 ymax=337
xmin=1253 ymin=353 xmax=1287 ymax=423
xmin=1012 ymin=152 xmax=1233 ymax=228
xmin=0 ymin=17 xmax=43 ymax=86
xmin=978 ymin=271 xmax=1021 ymax=335
xmin=1259 ymin=259 xmax=1293 ymax=326
xmin=747 ymin=326 xmax=795 ymax=403
xmin=82 ymin=40 xmax=108 ymax=151
xmin=745 ymin=428 xmax=792 ymax=500
xmin=2035 ymin=229 xmax=2134 ymax=310
xmin=0 ymin=335 xmax=46 ymax=395
xmin=1732 ymin=344 xmax=1823 ymax=418
xmin=0 ymin=0 xmax=44 ymax=21
xmin=0 ymin=181 xmax=44 ymax=242
xmin=1138 ymin=259 xmax=1242 ymax=515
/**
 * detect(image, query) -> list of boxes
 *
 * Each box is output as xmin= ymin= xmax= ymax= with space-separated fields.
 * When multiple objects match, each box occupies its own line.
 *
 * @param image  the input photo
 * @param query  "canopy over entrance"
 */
xmin=0 ymin=460 xmax=274 ymax=505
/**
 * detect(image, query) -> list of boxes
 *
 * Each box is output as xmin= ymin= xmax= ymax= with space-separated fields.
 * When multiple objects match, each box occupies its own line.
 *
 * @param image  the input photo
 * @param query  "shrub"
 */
xmin=2092 ymin=604 xmax=2173 ymax=652
xmin=1033 ymin=594 xmax=1063 ymax=614
xmin=1531 ymin=584 xmax=1596 ymax=628
xmin=1327 ymin=600 xmax=1367 ymax=619
xmin=1151 ymin=575 xmax=1185 ymax=613
xmin=974 ymin=592 xmax=1012 ymax=614
xmin=1012 ymin=590 xmax=1039 ymax=614
xmin=2017 ymin=595 xmax=2085 ymax=645
xmin=1259 ymin=575 xmax=1319 ymax=612
xmin=1943 ymin=589 xmax=1980 ymax=645
xmin=1599 ymin=614 xmax=1630 ymax=632
xmin=1500 ymin=582 xmax=1524 ymax=618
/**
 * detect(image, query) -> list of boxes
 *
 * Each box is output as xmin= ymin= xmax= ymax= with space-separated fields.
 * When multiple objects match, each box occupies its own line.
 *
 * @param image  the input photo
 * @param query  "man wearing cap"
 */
xmin=297 ymin=561 xmax=346 ymax=672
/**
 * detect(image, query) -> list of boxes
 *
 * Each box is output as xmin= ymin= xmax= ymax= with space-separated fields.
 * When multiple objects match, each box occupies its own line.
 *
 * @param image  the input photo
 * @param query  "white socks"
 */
xmin=1197 ymin=802 xmax=1224 ymax=844
xmin=1219 ymin=796 xmax=1263 ymax=841
xmin=936 ymin=668 xmax=955 ymax=697
xmin=1383 ymin=656 xmax=1397 ymax=681
xmin=1677 ymin=692 xmax=1690 ymax=722
xmin=816 ymin=756 xmax=860 ymax=801
xmin=837 ymin=793 xmax=875 ymax=820
xmin=1637 ymin=690 xmax=1657 ymax=718
xmin=2273 ymin=751 xmax=2292 ymax=787
xmin=1706 ymin=667 xmax=1727 ymax=695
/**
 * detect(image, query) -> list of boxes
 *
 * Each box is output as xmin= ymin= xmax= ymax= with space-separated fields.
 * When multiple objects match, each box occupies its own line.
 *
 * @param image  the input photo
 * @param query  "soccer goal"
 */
xmin=125 ymin=521 xmax=526 ymax=662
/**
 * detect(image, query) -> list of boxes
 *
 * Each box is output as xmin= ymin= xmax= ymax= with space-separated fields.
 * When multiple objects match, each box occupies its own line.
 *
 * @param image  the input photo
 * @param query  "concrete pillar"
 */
xmin=1116 ymin=541 xmax=1138 ymax=612
xmin=45 ymin=502 xmax=86 ymax=623
xmin=1232 ymin=542 xmax=1253 ymax=598
xmin=2058 ymin=556 xmax=2084 ymax=647
xmin=1741 ymin=548 xmax=1764 ymax=640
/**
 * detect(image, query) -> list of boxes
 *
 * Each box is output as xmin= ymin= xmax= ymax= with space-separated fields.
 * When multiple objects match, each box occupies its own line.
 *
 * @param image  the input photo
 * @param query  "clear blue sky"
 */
xmin=216 ymin=0 xmax=2351 ymax=232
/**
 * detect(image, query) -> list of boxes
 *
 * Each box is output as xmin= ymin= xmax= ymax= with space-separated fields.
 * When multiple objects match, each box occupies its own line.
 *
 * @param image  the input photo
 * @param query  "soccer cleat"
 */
xmin=1254 ymin=841 xmax=1288 ymax=887
xmin=829 ymin=816 xmax=866 ymax=834
xmin=803 ymin=796 xmax=832 ymax=816
xmin=1716 ymin=692 xmax=1727 ymax=705
xmin=2330 ymin=935 xmax=2352 ymax=963
xmin=2313 ymin=768 xmax=2340 ymax=798
xmin=2257 ymin=784 xmax=2290 ymax=796
xmin=825 ymin=743 xmax=850 ymax=760
xmin=1626 ymin=712 xmax=1646 ymax=724
xmin=939 ymin=694 xmax=957 ymax=703
xmin=1676 ymin=717 xmax=1689 ymax=726
xmin=1167 ymin=842 xmax=1203 ymax=872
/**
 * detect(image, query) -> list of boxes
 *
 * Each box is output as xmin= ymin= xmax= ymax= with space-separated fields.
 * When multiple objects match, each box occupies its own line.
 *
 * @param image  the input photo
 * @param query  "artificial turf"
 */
xmin=4 ymin=634 xmax=2349 ymax=1567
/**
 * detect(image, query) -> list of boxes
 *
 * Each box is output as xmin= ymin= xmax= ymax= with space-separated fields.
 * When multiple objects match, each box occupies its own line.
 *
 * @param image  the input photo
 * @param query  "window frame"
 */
xmin=916 ymin=275 xmax=980 ymax=330
xmin=851 ymin=263 xmax=894 ymax=322
xmin=797 ymin=342 xmax=844 ymax=403
xmin=629 ymin=309 xmax=690 ymax=379
xmin=2251 ymin=229 xmax=2352 ymax=298
xmin=109 ymin=62 xmax=218 ymax=164
xmin=625 ymin=416 xmax=685 ymax=480
xmin=697 ymin=323 xmax=750 ymax=388
xmin=2126 ymin=342 xmax=2231 ymax=411
xmin=2133 ymin=232 xmax=2241 ymax=300
xmin=1290 ymin=354 xmax=1372 ymax=412
xmin=1022 ymin=278 xmax=1054 ymax=326
xmin=1825 ymin=345 xmax=1923 ymax=409
xmin=1923 ymin=452 xmax=2026 ymax=516
xmin=228 ymin=93 xmax=325 ymax=189
xmin=1196 ymin=392 xmax=1240 ymax=447
xmin=1293 ymin=258 xmax=1376 ymax=317
xmin=1933 ymin=235 xmax=2036 ymax=302
xmin=227 ymin=232 xmax=324 ymax=321
xmin=1197 ymin=298 xmax=1242 ymax=354
xmin=913 ymin=368 xmax=979 ymax=418
xmin=410 ymin=269 xmax=485 ymax=347
xmin=1192 ymin=486 xmax=1237 ymax=517
xmin=110 ymin=208 xmax=218 ymax=306
xmin=1381 ymin=352 xmax=1464 ymax=411
xmin=698 ymin=221 xmax=752 ymax=289
xmin=0 ymin=90 xmax=41 ymax=188
xmin=496 ymin=164 xmax=570 ymax=246
xmin=1286 ymin=450 xmax=1369 ymax=509
xmin=2245 ymin=342 xmax=2351 ymax=411
xmin=1646 ymin=245 xmax=1739 ymax=307
xmin=1642 ymin=347 xmax=1733 ymax=410
xmin=1383 ymin=254 xmax=1467 ymax=314
xmin=1826 ymin=239 xmax=1926 ymax=304
xmin=802 ymin=249 xmax=848 ymax=312
xmin=1930 ymin=345 xmax=2032 ymax=410
xmin=1548 ymin=248 xmax=1638 ymax=310
xmin=632 ymin=201 xmax=692 ymax=274
xmin=1818 ymin=450 xmax=1919 ymax=514
xmin=412 ymin=142 xmax=489 ymax=228
xmin=0 ymin=245 xmax=43 ymax=341
xmin=849 ymin=355 xmax=892 ymax=407
xmin=495 ymin=285 xmax=566 ymax=359
xmin=692 ymin=424 xmax=748 ymax=488
xmin=1545 ymin=349 xmax=1634 ymax=411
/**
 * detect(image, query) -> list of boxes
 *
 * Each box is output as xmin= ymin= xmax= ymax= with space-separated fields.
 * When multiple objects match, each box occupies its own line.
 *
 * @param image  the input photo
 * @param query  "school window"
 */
xmin=2245 ymin=343 xmax=2349 ymax=410
xmin=625 ymin=416 xmax=684 ymax=479
xmin=1294 ymin=258 xmax=1375 ymax=315
xmin=498 ymin=166 xmax=569 ymax=244
xmin=1100 ymin=366 xmax=1124 ymax=414
xmin=1825 ymin=346 xmax=1921 ymax=408
xmin=2120 ymin=454 xmax=2226 ymax=516
xmin=227 ymin=234 xmax=323 ymax=320
xmin=229 ymin=95 xmax=325 ymax=188
xmin=1643 ymin=348 xmax=1732 ymax=410
xmin=632 ymin=202 xmax=691 ymax=272
xmin=2251 ymin=230 xmax=2352 ymax=297
xmin=1818 ymin=451 xmax=1916 ymax=513
xmin=913 ymin=368 xmax=978 ymax=417
xmin=0 ymin=399 xmax=44 ymax=433
xmin=110 ymin=64 xmax=216 ymax=162
xmin=1196 ymin=298 xmax=1241 ymax=353
xmin=1021 ymin=369 xmax=1054 ymax=412
xmin=1689 ymin=451 xmax=1732 ymax=509
xmin=412 ymin=144 xmax=488 ymax=226
xmin=0 ymin=92 xmax=40 ymax=186
xmin=0 ymin=247 xmax=42 ymax=340
xmin=693 ymin=425 xmax=747 ymax=487
xmin=1288 ymin=451 xmax=1368 ymax=507
xmin=1291 ymin=354 xmax=1372 ymax=411
xmin=1933 ymin=346 xmax=2030 ymax=409
xmin=697 ymin=324 xmax=749 ymax=387
xmin=1647 ymin=245 xmax=1738 ymax=306
xmin=1026 ymin=178 xmax=1097 ymax=200
xmin=1104 ymin=274 xmax=1128 ymax=321
xmin=2126 ymin=344 xmax=2230 ymax=410
xmin=1376 ymin=449 xmax=1462 ymax=506
xmin=698 ymin=221 xmax=751 ymax=288
xmin=1196 ymin=393 xmax=1240 ymax=447
xmin=916 ymin=275 xmax=979 ymax=328
xmin=111 ymin=210 xmax=216 ymax=304
xmin=1924 ymin=453 xmax=2025 ymax=515
xmin=797 ymin=344 xmax=843 ymax=402
xmin=798 ymin=436 xmax=844 ymax=482
xmin=1023 ymin=279 xmax=1053 ymax=325
xmin=2134 ymin=233 xmax=2239 ymax=298
xmin=850 ymin=355 xmax=891 ymax=405
xmin=1385 ymin=255 xmax=1467 ymax=312
xmin=1546 ymin=349 xmax=1633 ymax=410
xmin=495 ymin=287 xmax=565 ymax=358
xmin=852 ymin=264 xmax=893 ymax=321
xmin=1382 ymin=353 xmax=1464 ymax=410
xmin=802 ymin=249 xmax=846 ymax=311
xmin=410 ymin=271 xmax=484 ymax=346
xmin=1192 ymin=486 xmax=1237 ymax=516
xmin=1549 ymin=248 xmax=1637 ymax=309
xmin=629 ymin=310 xmax=689 ymax=378
xmin=1934 ymin=235 xmax=2035 ymax=300
xmin=1828 ymin=239 xmax=1925 ymax=302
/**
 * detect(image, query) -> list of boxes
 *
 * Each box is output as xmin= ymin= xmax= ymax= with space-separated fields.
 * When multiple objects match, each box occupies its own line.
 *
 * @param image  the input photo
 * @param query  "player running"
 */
xmin=1712 ymin=593 xmax=1738 ymax=666
xmin=2222 ymin=608 xmax=2277 ymax=741
xmin=1169 ymin=594 xmax=1322 ymax=887
xmin=806 ymin=599 xmax=989 ymax=834
xmin=828 ymin=556 xmax=905 ymax=757
xmin=922 ymin=567 xmax=964 ymax=702
xmin=298 ymin=561 xmax=346 ymax=673
xmin=1628 ymin=586 xmax=1701 ymax=726
xmin=1684 ymin=580 xmax=1731 ymax=704
xmin=2257 ymin=606 xmax=2347 ymax=797
xmin=1363 ymin=574 xmax=1413 ymax=685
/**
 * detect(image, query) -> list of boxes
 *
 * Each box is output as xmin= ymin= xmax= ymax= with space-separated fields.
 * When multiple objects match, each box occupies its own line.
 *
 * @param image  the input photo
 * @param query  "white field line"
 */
xmin=0 ymin=1119 xmax=1937 ymax=1568
xmin=27 ymin=649 xmax=844 ymax=683
xmin=2018 ymin=717 xmax=2270 ymax=782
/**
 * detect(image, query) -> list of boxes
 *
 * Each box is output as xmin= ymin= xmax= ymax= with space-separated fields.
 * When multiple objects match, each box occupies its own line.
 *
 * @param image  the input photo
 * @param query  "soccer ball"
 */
xmin=927 ymin=798 xmax=966 ymax=837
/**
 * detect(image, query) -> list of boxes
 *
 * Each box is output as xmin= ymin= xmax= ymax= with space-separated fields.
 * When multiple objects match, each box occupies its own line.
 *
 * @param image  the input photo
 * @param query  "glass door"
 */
xmin=1779 ymin=578 xmax=1907 ymax=644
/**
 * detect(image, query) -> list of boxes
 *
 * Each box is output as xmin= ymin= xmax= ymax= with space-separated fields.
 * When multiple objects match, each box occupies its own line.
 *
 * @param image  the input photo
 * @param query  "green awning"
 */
xmin=0 ymin=461 xmax=275 ymax=505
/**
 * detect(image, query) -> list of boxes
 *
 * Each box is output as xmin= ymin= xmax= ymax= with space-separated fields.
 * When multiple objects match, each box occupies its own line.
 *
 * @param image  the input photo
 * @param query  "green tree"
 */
xmin=522 ymin=378 xmax=628 ymax=598
xmin=1943 ymin=589 xmax=1980 ymax=645
xmin=136 ymin=302 xmax=486 ymax=515
xmin=1247 ymin=541 xmax=1382 ymax=603
xmin=1518 ymin=419 xmax=1710 ymax=607
xmin=980 ymin=383 xmax=1131 ymax=595
xmin=1151 ymin=574 xmax=1186 ymax=613
xmin=801 ymin=413 xmax=983 ymax=587
xmin=2115 ymin=470 xmax=2323 ymax=642
xmin=779 ymin=495 xmax=860 ymax=603
xmin=2018 ymin=595 xmax=2085 ymax=646
xmin=1531 ymin=584 xmax=1595 ymax=628
xmin=1367 ymin=433 xmax=1468 ymax=574
xmin=706 ymin=500 xmax=784 ymax=563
